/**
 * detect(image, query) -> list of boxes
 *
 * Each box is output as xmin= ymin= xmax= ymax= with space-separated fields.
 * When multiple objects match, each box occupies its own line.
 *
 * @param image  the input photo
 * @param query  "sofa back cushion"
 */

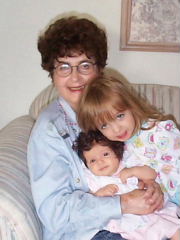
xmin=29 ymin=83 xmax=180 ymax=124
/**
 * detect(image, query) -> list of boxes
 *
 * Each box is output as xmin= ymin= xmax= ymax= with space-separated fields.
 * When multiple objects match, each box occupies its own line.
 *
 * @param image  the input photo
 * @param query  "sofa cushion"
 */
xmin=29 ymin=83 xmax=180 ymax=125
xmin=29 ymin=84 xmax=58 ymax=121
xmin=132 ymin=83 xmax=180 ymax=124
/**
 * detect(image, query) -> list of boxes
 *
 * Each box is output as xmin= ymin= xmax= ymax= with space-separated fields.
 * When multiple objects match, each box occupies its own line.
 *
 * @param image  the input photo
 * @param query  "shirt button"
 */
xmin=76 ymin=178 xmax=80 ymax=183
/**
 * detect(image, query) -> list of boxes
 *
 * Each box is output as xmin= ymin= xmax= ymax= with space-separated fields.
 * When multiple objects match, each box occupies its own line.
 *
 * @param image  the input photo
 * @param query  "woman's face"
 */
xmin=53 ymin=53 xmax=99 ymax=111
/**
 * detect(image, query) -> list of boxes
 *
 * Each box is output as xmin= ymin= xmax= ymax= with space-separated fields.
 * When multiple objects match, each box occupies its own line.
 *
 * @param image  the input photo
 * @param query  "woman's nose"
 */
xmin=71 ymin=67 xmax=80 ymax=82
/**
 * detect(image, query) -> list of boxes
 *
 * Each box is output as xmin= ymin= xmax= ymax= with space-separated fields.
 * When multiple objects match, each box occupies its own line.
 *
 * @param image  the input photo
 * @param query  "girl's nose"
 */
xmin=111 ymin=122 xmax=120 ymax=133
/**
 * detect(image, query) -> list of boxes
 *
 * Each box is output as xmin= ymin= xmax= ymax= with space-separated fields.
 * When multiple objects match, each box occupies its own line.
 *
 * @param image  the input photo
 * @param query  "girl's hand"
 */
xmin=137 ymin=179 xmax=145 ymax=189
xmin=119 ymin=168 xmax=133 ymax=183
xmin=143 ymin=180 xmax=164 ymax=211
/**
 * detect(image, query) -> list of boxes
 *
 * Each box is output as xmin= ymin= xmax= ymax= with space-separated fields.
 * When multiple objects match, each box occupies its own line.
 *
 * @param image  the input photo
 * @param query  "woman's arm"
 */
xmin=27 ymin=107 xmax=164 ymax=236
xmin=27 ymin=116 xmax=121 ymax=235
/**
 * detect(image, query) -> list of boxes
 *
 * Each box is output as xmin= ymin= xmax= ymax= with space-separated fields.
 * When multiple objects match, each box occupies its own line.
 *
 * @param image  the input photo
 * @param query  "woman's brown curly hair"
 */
xmin=73 ymin=130 xmax=124 ymax=167
xmin=38 ymin=16 xmax=107 ymax=77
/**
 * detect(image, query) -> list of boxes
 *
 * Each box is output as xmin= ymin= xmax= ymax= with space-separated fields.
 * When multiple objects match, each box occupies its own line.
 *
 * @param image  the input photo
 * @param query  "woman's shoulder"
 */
xmin=38 ymin=99 xmax=59 ymax=119
xmin=32 ymin=99 xmax=63 ymax=134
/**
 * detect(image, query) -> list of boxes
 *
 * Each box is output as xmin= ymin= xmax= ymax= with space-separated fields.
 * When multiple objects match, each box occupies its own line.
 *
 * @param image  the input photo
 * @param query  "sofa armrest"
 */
xmin=0 ymin=116 xmax=43 ymax=240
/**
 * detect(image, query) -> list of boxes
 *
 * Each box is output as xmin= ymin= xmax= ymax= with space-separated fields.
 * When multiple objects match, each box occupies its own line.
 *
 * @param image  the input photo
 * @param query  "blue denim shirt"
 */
xmin=27 ymin=97 xmax=121 ymax=240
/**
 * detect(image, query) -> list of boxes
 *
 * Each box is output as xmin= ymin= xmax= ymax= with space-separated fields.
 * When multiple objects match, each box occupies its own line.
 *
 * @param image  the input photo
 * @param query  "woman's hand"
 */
xmin=120 ymin=180 xmax=164 ymax=215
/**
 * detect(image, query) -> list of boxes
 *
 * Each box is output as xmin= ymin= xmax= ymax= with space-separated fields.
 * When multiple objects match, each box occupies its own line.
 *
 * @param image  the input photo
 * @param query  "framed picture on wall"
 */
xmin=120 ymin=0 xmax=180 ymax=52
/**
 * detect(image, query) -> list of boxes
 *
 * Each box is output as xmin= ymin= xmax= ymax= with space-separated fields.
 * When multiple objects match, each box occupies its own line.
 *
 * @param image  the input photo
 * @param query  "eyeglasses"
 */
xmin=54 ymin=61 xmax=96 ymax=77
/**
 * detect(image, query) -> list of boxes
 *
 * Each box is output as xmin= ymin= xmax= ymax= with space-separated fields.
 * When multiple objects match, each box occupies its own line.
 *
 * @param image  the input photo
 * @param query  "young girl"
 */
xmin=73 ymin=130 xmax=179 ymax=240
xmin=77 ymin=75 xmax=180 ymax=239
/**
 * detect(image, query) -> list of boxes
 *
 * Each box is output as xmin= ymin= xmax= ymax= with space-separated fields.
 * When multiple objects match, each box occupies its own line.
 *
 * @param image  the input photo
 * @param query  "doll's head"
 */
xmin=73 ymin=131 xmax=124 ymax=176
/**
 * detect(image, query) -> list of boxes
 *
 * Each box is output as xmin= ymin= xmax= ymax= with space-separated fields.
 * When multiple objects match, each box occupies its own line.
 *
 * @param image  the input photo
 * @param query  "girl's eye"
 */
xmin=100 ymin=123 xmax=107 ymax=130
xmin=116 ymin=113 xmax=125 ymax=119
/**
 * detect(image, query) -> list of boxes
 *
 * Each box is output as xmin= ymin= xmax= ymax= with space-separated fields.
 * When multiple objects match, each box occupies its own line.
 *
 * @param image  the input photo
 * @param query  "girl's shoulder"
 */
xmin=143 ymin=119 xmax=177 ymax=130
xmin=143 ymin=120 xmax=180 ymax=142
xmin=154 ymin=119 xmax=178 ymax=132
xmin=139 ymin=120 xmax=180 ymax=152
xmin=140 ymin=119 xmax=180 ymax=139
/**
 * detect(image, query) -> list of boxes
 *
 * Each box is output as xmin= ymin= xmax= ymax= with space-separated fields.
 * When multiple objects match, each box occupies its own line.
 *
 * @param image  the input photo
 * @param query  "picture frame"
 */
xmin=120 ymin=0 xmax=180 ymax=52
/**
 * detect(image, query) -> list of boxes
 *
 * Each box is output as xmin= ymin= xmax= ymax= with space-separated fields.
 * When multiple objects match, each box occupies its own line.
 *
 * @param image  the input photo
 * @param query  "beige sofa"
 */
xmin=0 ymin=83 xmax=179 ymax=240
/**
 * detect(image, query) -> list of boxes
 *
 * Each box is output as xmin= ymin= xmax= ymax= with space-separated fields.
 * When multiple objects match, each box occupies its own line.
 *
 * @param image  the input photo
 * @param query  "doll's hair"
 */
xmin=38 ymin=16 xmax=107 ymax=77
xmin=78 ymin=74 xmax=177 ymax=134
xmin=73 ymin=130 xmax=124 ymax=167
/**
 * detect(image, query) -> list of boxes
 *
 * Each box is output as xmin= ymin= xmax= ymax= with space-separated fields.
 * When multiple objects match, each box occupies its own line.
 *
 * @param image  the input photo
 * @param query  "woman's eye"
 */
xmin=116 ymin=113 xmax=124 ymax=119
xmin=80 ymin=62 xmax=91 ymax=70
xmin=59 ymin=64 xmax=70 ymax=70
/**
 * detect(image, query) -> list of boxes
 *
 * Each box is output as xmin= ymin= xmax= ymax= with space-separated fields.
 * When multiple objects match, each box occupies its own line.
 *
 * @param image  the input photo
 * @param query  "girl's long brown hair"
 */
xmin=78 ymin=74 xmax=177 ymax=134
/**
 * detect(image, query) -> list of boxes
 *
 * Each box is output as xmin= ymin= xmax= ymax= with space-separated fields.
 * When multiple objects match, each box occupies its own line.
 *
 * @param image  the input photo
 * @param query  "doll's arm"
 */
xmin=91 ymin=184 xmax=119 ymax=197
xmin=119 ymin=166 xmax=157 ymax=183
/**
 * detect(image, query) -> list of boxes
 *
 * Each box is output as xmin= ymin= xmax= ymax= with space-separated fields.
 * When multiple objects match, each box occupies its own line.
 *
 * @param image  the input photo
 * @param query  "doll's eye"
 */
xmin=103 ymin=152 xmax=109 ymax=157
xmin=90 ymin=159 xmax=96 ymax=164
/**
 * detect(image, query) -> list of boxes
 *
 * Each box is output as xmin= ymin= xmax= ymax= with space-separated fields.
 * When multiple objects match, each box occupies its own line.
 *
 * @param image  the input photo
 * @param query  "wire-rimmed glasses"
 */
xmin=54 ymin=61 xmax=97 ymax=77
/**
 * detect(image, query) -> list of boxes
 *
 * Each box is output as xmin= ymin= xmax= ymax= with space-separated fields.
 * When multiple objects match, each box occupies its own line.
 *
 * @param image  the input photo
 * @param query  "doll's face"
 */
xmin=83 ymin=143 xmax=119 ymax=176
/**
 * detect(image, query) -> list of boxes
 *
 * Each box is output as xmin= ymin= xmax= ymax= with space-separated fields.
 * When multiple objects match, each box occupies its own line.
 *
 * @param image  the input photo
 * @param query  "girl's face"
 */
xmin=97 ymin=109 xmax=135 ymax=142
xmin=83 ymin=144 xmax=120 ymax=176
xmin=53 ymin=53 xmax=99 ymax=111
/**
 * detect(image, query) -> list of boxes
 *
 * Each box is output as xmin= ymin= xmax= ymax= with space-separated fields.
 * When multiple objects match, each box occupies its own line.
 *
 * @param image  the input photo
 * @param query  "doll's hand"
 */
xmin=93 ymin=184 xmax=119 ymax=197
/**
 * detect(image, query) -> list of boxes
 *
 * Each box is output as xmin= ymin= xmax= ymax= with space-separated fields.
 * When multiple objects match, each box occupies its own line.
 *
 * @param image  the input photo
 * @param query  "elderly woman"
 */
xmin=27 ymin=15 xmax=163 ymax=240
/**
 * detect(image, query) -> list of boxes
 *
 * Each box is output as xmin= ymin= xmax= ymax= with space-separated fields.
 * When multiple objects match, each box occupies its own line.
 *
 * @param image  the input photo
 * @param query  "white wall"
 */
xmin=0 ymin=0 xmax=179 ymax=129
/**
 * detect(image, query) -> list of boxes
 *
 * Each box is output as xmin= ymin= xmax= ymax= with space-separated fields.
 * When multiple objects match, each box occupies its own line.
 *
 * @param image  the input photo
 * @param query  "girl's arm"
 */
xmin=119 ymin=165 xmax=157 ymax=183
